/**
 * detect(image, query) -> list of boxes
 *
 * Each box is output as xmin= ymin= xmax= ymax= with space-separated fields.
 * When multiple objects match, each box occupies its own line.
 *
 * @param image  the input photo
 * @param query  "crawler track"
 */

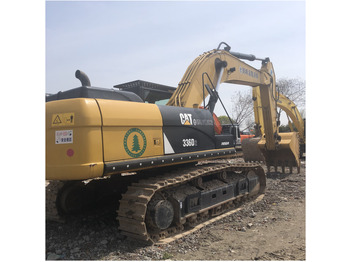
xmin=117 ymin=162 xmax=266 ymax=244
xmin=45 ymin=153 xmax=245 ymax=223
xmin=46 ymin=154 xmax=264 ymax=244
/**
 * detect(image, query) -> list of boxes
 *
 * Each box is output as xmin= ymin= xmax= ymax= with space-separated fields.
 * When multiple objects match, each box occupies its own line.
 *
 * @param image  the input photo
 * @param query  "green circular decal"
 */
xmin=123 ymin=128 xmax=147 ymax=158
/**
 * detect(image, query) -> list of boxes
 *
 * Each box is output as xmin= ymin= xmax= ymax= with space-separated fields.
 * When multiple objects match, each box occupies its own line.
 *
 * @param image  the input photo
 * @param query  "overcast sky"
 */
xmin=46 ymin=0 xmax=305 ymax=119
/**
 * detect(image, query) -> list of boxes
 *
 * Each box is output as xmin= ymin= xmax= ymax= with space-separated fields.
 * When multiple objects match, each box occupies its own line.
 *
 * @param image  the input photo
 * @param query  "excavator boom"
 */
xmin=167 ymin=49 xmax=272 ymax=109
xmin=277 ymin=93 xmax=305 ymax=145
xmin=167 ymin=44 xmax=300 ymax=172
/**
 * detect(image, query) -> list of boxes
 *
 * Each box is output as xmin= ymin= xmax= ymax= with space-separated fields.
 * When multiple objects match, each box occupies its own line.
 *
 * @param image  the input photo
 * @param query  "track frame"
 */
xmin=117 ymin=162 xmax=266 ymax=244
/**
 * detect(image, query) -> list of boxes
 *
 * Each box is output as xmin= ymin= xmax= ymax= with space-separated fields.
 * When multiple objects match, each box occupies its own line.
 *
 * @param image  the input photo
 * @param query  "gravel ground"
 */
xmin=46 ymin=159 xmax=305 ymax=260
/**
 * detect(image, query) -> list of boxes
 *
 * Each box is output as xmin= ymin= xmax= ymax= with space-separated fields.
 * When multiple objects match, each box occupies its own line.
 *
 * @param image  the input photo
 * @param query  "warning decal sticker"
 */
xmin=55 ymin=130 xmax=73 ymax=144
xmin=52 ymin=113 xmax=75 ymax=126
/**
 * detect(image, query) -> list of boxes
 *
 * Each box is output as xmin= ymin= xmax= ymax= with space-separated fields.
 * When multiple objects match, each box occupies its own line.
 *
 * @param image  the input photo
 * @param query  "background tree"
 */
xmin=217 ymin=115 xmax=234 ymax=125
xmin=230 ymin=90 xmax=254 ymax=132
xmin=229 ymin=78 xmax=306 ymax=133
xmin=276 ymin=78 xmax=306 ymax=122
xmin=279 ymin=123 xmax=298 ymax=132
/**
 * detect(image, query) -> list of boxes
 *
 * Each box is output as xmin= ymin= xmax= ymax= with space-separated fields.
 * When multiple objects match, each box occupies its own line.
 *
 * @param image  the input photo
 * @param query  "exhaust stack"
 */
xmin=75 ymin=70 xmax=91 ymax=86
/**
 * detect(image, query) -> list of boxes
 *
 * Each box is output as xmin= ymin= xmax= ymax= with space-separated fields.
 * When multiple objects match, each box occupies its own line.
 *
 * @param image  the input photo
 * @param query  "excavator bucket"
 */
xmin=259 ymin=132 xmax=300 ymax=173
xmin=241 ymin=137 xmax=265 ymax=162
xmin=242 ymin=132 xmax=300 ymax=173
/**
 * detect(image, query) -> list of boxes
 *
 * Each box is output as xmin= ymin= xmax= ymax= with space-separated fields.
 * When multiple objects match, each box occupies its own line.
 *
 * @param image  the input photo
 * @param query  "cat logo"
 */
xmin=179 ymin=113 xmax=193 ymax=125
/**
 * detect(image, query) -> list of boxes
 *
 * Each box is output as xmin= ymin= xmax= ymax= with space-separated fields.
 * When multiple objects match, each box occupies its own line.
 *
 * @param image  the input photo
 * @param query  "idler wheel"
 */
xmin=147 ymin=200 xmax=174 ymax=230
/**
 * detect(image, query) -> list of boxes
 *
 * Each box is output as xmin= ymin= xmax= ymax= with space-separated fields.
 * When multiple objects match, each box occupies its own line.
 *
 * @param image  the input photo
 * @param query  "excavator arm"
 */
xmin=253 ymin=87 xmax=305 ymax=157
xmin=167 ymin=43 xmax=300 ymax=172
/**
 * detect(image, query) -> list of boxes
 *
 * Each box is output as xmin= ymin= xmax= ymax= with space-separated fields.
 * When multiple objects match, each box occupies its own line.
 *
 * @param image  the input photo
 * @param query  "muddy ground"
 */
xmin=46 ymin=159 xmax=305 ymax=260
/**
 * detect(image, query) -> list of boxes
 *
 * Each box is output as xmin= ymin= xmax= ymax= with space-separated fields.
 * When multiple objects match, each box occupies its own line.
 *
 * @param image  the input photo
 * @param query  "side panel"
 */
xmin=46 ymin=98 xmax=104 ymax=180
xmin=96 ymin=99 xmax=164 ymax=162
xmin=158 ymin=105 xmax=216 ymax=154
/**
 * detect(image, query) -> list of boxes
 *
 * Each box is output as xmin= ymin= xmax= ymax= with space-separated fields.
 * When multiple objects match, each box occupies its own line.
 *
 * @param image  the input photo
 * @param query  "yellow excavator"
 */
xmin=46 ymin=42 xmax=301 ymax=243
xmin=275 ymin=92 xmax=305 ymax=159
xmin=244 ymin=86 xmax=305 ymax=172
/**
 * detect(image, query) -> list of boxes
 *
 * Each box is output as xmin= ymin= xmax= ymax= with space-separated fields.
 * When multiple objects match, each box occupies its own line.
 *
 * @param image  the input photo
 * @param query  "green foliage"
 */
xmin=279 ymin=124 xmax=290 ymax=132
xmin=217 ymin=115 xmax=234 ymax=125
xmin=279 ymin=123 xmax=298 ymax=132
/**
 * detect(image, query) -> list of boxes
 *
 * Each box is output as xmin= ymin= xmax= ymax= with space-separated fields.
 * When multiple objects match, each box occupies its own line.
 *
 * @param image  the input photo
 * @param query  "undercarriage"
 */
xmin=46 ymin=161 xmax=265 ymax=244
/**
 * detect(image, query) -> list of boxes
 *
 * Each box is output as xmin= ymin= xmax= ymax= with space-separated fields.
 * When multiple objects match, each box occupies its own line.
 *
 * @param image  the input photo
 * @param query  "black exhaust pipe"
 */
xmin=75 ymin=70 xmax=91 ymax=86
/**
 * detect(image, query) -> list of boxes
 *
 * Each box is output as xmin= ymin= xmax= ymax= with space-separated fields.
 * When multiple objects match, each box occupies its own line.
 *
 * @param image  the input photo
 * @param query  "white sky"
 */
xmin=46 ymin=0 xmax=305 ymax=121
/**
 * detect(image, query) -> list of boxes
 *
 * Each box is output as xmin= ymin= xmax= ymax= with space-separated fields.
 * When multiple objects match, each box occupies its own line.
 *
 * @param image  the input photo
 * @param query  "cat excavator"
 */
xmin=46 ymin=42 xmax=301 ymax=243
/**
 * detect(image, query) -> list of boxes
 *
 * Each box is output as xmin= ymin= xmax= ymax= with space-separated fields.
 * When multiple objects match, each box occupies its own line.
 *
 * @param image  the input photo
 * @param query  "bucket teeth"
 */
xmin=265 ymin=159 xmax=300 ymax=174
xmin=241 ymin=134 xmax=301 ymax=174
